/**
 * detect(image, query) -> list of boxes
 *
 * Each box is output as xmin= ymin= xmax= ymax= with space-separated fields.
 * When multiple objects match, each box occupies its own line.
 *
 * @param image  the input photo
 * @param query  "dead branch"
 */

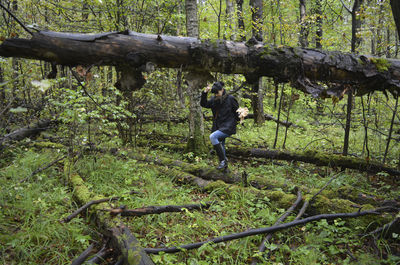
xmin=71 ymin=243 xmax=95 ymax=265
xmin=144 ymin=207 xmax=393 ymax=254
xmin=295 ymin=172 xmax=343 ymax=220
xmin=86 ymin=245 xmax=111 ymax=264
xmin=61 ymin=197 xmax=119 ymax=223
xmin=251 ymin=190 xmax=303 ymax=264
xmin=20 ymin=155 xmax=66 ymax=183
xmin=367 ymin=217 xmax=400 ymax=238
xmin=104 ymin=202 xmax=213 ymax=217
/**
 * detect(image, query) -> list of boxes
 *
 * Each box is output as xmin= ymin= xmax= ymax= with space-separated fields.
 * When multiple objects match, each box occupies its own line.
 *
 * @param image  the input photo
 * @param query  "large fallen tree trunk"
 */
xmin=133 ymin=139 xmax=400 ymax=177
xmin=229 ymin=147 xmax=400 ymax=177
xmin=1 ymin=30 xmax=399 ymax=97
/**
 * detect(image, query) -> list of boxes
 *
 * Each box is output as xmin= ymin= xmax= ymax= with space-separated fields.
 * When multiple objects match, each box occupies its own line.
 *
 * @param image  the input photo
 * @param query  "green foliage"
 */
xmin=0 ymin=150 xmax=93 ymax=264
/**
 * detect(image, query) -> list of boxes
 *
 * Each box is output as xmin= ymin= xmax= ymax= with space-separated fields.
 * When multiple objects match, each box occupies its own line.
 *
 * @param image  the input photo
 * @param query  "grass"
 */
xmin=72 ymin=151 xmax=399 ymax=264
xmin=0 ymin=149 xmax=94 ymax=265
xmin=1 ymin=90 xmax=399 ymax=264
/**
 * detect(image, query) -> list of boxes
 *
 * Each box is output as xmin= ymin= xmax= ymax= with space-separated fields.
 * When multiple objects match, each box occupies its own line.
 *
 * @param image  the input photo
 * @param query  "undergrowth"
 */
xmin=0 ymin=150 xmax=95 ymax=264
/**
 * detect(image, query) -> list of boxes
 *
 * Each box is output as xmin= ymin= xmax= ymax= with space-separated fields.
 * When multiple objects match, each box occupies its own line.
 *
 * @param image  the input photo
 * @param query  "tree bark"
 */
xmin=249 ymin=0 xmax=265 ymax=125
xmin=0 ymin=119 xmax=55 ymax=147
xmin=351 ymin=0 xmax=364 ymax=52
xmin=1 ymin=31 xmax=400 ymax=97
xmin=236 ymin=0 xmax=246 ymax=41
xmin=185 ymin=0 xmax=208 ymax=154
xmin=106 ymin=202 xmax=212 ymax=217
xmin=315 ymin=0 xmax=323 ymax=49
xmin=391 ymin=0 xmax=400 ymax=47
xmin=229 ymin=147 xmax=400 ymax=177
xmin=299 ymin=0 xmax=309 ymax=48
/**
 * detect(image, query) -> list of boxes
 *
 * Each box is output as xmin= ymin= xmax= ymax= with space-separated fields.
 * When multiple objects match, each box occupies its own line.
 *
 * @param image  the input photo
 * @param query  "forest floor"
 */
xmin=1 ymin=117 xmax=400 ymax=264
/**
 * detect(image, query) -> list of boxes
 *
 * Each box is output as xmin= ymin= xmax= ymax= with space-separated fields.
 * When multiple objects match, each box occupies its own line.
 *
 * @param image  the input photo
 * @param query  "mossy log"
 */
xmin=125 ymin=150 xmax=396 ymax=217
xmin=0 ymin=119 xmax=56 ymax=150
xmin=2 ymin=30 xmax=400 ymax=97
xmin=106 ymin=202 xmax=212 ymax=217
xmin=229 ymin=147 xmax=400 ymax=177
xmin=126 ymin=144 xmax=387 ymax=206
xmin=64 ymin=160 xmax=154 ymax=265
xmin=134 ymin=139 xmax=400 ymax=177
xmin=127 ymin=150 xmax=242 ymax=184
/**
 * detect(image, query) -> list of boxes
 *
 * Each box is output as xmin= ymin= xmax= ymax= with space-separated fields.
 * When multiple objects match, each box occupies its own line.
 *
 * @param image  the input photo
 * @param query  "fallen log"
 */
xmin=1 ymin=30 xmax=400 ymax=97
xmin=64 ymin=160 xmax=154 ymax=265
xmin=0 ymin=119 xmax=55 ymax=148
xmin=143 ymin=207 xmax=394 ymax=254
xmin=104 ymin=202 xmax=213 ymax=217
xmin=86 ymin=244 xmax=111 ymax=264
xmin=229 ymin=147 xmax=400 ymax=177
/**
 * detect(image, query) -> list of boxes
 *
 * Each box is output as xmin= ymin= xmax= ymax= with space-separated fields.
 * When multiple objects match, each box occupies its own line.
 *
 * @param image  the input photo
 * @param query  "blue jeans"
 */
xmin=210 ymin=130 xmax=229 ymax=156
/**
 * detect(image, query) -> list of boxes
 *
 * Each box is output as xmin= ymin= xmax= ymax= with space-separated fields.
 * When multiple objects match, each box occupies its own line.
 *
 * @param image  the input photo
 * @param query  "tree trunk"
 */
xmin=185 ymin=0 xmax=198 ymax=38
xmin=351 ymin=0 xmax=364 ymax=52
xmin=249 ymin=0 xmax=265 ymax=125
xmin=315 ymin=0 xmax=323 ymax=49
xmin=1 ymin=31 xmax=400 ymax=97
xmin=236 ymin=0 xmax=246 ymax=41
xmin=299 ymin=0 xmax=309 ymax=48
xmin=225 ymin=0 xmax=235 ymax=40
xmin=343 ymin=89 xmax=353 ymax=156
xmin=185 ymin=72 xmax=209 ymax=154
xmin=391 ymin=0 xmax=400 ymax=38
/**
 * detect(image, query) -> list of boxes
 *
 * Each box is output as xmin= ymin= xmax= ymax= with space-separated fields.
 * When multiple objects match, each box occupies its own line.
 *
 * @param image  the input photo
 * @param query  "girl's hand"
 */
xmin=204 ymin=85 xmax=212 ymax=93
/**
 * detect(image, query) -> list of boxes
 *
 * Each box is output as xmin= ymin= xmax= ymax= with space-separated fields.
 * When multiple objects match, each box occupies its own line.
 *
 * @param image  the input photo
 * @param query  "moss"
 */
xmin=127 ymin=249 xmax=142 ymax=265
xmin=250 ymin=175 xmax=286 ymax=190
xmin=370 ymin=58 xmax=390 ymax=72
xmin=204 ymin=180 xmax=229 ymax=193
xmin=265 ymin=190 xmax=297 ymax=209
xmin=33 ymin=141 xmax=65 ymax=149
xmin=185 ymin=136 xmax=208 ymax=155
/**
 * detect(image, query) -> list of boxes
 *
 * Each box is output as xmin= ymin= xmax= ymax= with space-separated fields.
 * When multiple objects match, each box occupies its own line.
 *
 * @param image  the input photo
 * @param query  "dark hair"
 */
xmin=211 ymin=81 xmax=225 ymax=93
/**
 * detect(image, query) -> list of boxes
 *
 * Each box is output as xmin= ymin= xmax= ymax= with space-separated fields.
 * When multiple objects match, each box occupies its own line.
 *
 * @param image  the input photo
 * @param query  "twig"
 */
xmin=294 ymin=171 xmax=343 ymax=220
xmin=0 ymin=2 xmax=33 ymax=35
xmin=366 ymin=217 xmax=400 ymax=238
xmin=144 ymin=207 xmax=391 ymax=254
xmin=294 ymin=200 xmax=309 ymax=220
xmin=104 ymin=202 xmax=213 ymax=217
xmin=71 ymin=243 xmax=95 ymax=265
xmin=87 ymin=244 xmax=110 ymax=264
xmin=61 ymin=197 xmax=119 ymax=223
xmin=20 ymin=155 xmax=66 ymax=183
xmin=309 ymin=172 xmax=343 ymax=203
xmin=251 ymin=190 xmax=302 ymax=264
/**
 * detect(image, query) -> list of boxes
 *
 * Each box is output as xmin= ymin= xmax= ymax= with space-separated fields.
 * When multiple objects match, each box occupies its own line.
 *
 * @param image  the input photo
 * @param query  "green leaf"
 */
xmin=9 ymin=107 xmax=28 ymax=113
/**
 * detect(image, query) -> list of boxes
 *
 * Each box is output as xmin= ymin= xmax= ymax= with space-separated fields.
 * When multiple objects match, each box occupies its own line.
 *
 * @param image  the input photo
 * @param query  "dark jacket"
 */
xmin=200 ymin=91 xmax=240 ymax=135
